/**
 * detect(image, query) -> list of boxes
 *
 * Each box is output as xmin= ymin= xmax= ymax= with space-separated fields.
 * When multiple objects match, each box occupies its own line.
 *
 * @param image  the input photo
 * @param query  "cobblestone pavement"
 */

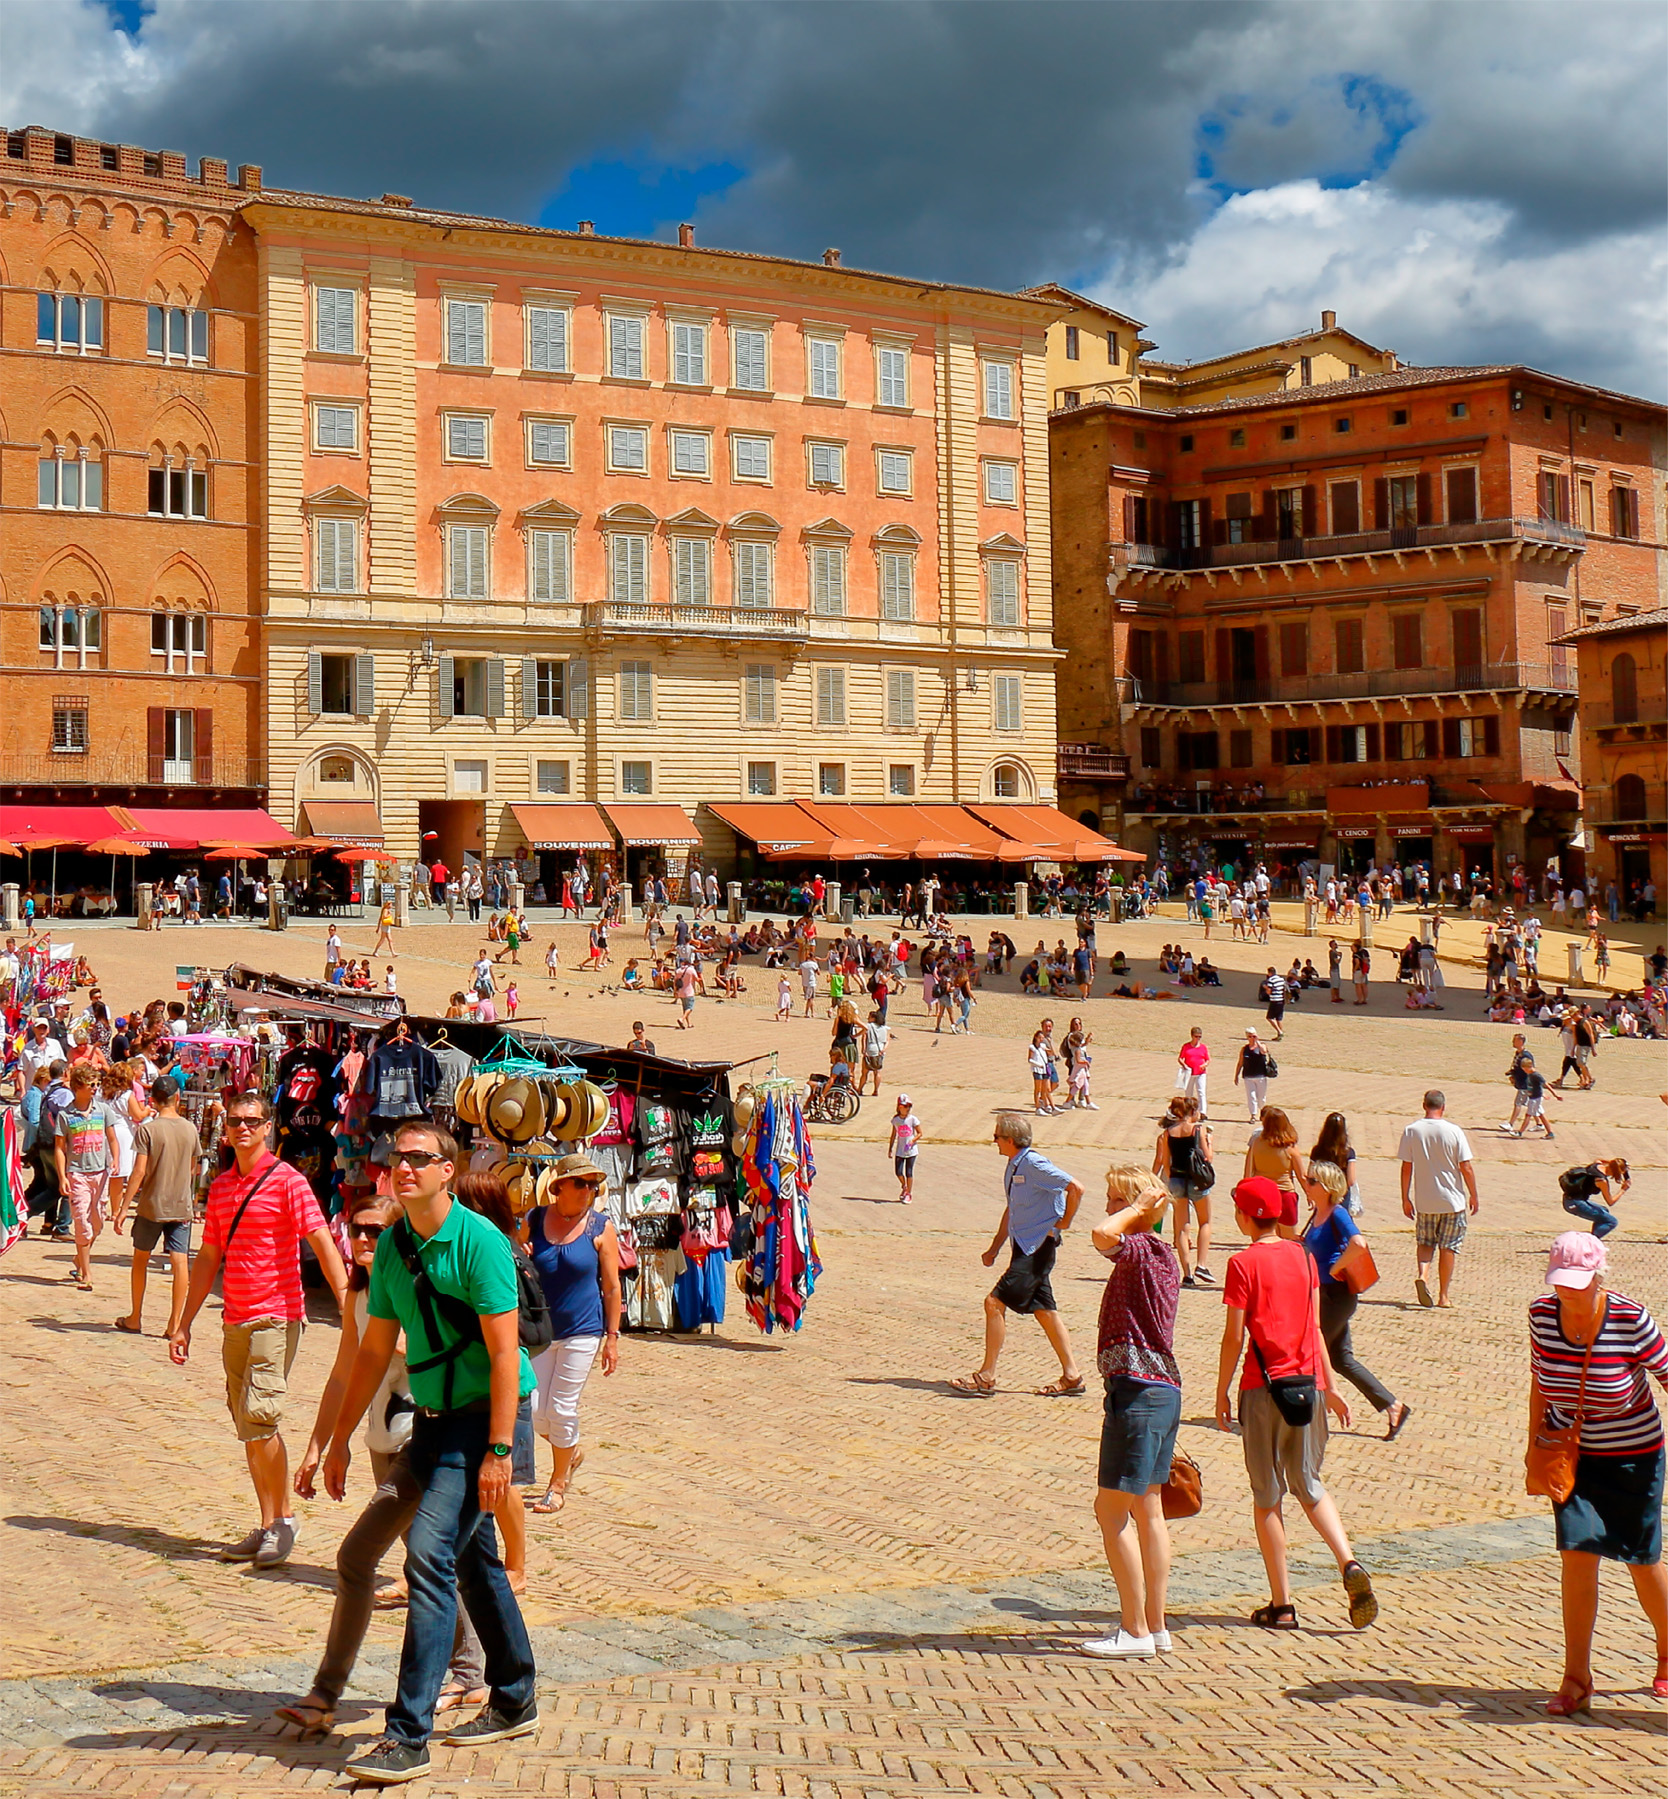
xmin=2 ymin=906 xmax=1663 ymax=1792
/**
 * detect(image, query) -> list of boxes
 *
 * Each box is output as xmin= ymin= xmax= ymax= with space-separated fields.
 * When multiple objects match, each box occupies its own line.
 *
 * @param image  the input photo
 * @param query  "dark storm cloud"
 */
xmin=6 ymin=0 xmax=1664 ymax=392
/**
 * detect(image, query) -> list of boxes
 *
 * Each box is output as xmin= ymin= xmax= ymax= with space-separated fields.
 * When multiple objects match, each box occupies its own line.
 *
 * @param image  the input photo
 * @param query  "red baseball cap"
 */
xmin=1232 ymin=1176 xmax=1286 ymax=1221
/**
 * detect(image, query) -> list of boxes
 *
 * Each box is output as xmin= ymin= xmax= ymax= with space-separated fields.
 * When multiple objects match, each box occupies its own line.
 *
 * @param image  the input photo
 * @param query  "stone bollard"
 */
xmin=268 ymin=885 xmax=287 ymax=932
xmin=727 ymin=881 xmax=744 ymax=923
xmin=1420 ymin=915 xmax=1435 ymax=946
xmin=393 ymin=865 xmax=408 ymax=928
xmin=1566 ymin=941 xmax=1585 ymax=985
xmin=613 ymin=882 xmax=630 ymax=922
xmin=1014 ymin=881 xmax=1030 ymax=920
xmin=825 ymin=881 xmax=841 ymax=920
xmin=1303 ymin=898 xmax=1318 ymax=937
xmin=1 ymin=883 xmax=18 ymax=932
xmin=1357 ymin=908 xmax=1373 ymax=947
xmin=509 ymin=880 xmax=525 ymax=917
xmin=136 ymin=882 xmax=154 ymax=931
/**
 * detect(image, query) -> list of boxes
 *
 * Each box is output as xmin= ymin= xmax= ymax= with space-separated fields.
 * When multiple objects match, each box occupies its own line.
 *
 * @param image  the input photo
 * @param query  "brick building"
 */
xmin=1050 ymin=345 xmax=1667 ymax=885
xmin=240 ymin=190 xmax=1062 ymax=880
xmin=0 ymin=124 xmax=273 ymax=847
xmin=1557 ymin=607 xmax=1667 ymax=913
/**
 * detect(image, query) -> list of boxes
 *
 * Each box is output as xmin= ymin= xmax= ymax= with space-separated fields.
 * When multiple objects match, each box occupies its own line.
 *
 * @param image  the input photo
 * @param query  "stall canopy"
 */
xmin=507 ymin=803 xmax=615 ymax=851
xmin=600 ymin=803 xmax=703 ymax=848
xmin=118 ymin=806 xmax=293 ymax=851
xmin=298 ymin=801 xmax=385 ymax=847
xmin=0 ymin=803 xmax=126 ymax=843
xmin=706 ymin=802 xmax=819 ymax=854
xmin=966 ymin=804 xmax=1143 ymax=863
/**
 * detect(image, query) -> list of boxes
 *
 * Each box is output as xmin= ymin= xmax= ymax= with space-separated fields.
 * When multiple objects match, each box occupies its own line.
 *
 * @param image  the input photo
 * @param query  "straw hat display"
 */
xmin=485 ymin=1075 xmax=547 ymax=1145
xmin=547 ymin=1079 xmax=608 ymax=1141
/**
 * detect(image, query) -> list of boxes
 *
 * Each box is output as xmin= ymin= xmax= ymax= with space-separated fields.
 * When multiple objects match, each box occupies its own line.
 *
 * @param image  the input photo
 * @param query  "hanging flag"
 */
xmin=176 ymin=965 xmax=196 ymax=991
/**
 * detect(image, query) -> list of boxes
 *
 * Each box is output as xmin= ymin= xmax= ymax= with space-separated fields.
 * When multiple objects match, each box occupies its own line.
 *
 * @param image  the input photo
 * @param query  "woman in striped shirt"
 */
xmin=1529 ymin=1232 xmax=1668 ymax=1715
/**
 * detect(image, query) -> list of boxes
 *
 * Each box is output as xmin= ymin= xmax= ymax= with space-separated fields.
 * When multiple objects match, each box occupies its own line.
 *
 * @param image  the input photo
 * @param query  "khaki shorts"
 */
xmin=1238 ymin=1383 xmax=1329 ymax=1510
xmin=222 ymin=1318 xmax=302 ymax=1443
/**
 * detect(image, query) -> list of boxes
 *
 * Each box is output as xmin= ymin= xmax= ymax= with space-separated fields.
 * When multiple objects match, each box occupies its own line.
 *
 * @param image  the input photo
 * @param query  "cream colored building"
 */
xmin=243 ymin=193 xmax=1062 ymax=878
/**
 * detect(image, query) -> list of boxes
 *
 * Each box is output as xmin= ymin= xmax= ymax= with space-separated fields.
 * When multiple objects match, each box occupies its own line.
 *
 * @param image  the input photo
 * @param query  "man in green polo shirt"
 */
xmin=323 ymin=1120 xmax=537 ymax=1785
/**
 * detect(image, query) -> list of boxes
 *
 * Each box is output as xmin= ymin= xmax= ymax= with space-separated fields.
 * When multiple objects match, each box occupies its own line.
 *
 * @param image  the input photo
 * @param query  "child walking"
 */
xmin=887 ymin=1094 xmax=921 ymax=1205
xmin=776 ymin=973 xmax=793 ymax=1022
xmin=1512 ymin=1052 xmax=1561 ymax=1140
xmin=1069 ymin=1044 xmax=1094 ymax=1109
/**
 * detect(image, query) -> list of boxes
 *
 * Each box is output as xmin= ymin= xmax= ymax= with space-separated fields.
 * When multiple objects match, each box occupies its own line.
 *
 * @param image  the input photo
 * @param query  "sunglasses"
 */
xmin=226 ymin=1116 xmax=266 ymax=1131
xmin=349 ymin=1221 xmax=385 ymax=1240
xmin=387 ymin=1148 xmax=445 ymax=1170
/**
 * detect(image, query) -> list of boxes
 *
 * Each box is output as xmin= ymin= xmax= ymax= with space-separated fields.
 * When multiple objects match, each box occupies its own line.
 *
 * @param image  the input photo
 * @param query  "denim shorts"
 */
xmin=1098 ymin=1377 xmax=1182 ymax=1493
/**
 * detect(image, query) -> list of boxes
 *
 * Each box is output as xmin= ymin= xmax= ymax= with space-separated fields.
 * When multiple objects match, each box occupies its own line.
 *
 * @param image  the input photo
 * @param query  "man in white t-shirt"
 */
xmin=1397 ymin=1090 xmax=1478 ymax=1309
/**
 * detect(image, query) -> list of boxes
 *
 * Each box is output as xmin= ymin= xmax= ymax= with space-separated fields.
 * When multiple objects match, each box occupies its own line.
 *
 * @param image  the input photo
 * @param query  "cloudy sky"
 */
xmin=6 ymin=0 xmax=1665 ymax=396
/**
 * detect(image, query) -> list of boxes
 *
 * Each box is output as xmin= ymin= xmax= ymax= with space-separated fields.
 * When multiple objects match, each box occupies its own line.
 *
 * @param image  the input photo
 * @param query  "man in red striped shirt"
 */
xmin=170 ymin=1092 xmax=348 ymax=1568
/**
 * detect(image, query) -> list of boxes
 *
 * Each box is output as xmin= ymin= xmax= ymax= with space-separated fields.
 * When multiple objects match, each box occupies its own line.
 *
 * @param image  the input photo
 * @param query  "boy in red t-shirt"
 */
xmin=1215 ymin=1175 xmax=1378 ymax=1633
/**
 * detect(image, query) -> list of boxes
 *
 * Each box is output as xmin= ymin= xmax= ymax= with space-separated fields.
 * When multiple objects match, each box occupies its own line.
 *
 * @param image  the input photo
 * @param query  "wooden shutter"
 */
xmin=1415 ymin=473 xmax=1433 ymax=525
xmin=521 ymin=657 xmax=539 ymax=720
xmin=1373 ymin=478 xmax=1389 ymax=530
xmin=1197 ymin=497 xmax=1213 ymax=551
xmin=336 ymin=519 xmax=358 ymax=593
xmin=1364 ymin=723 xmax=1381 ymax=761
xmin=1452 ymin=609 xmax=1483 ymax=670
xmin=485 ymin=658 xmax=505 ymax=719
xmin=147 ymin=707 xmax=166 ymax=782
xmin=192 ymin=709 xmax=213 ymax=784
xmin=1482 ymin=714 xmax=1500 ymax=757
xmin=1215 ymin=628 xmax=1231 ymax=683
xmin=1556 ymin=475 xmax=1570 ymax=521
xmin=1384 ymin=722 xmax=1402 ymax=760
xmin=437 ymin=656 xmax=455 ymax=719
xmin=1257 ymin=490 xmax=1276 ymax=540
xmin=1270 ymin=728 xmax=1284 ymax=763
xmin=1325 ymin=725 xmax=1342 ymax=763
xmin=1422 ymin=720 xmax=1439 ymax=758
xmin=1446 ymin=467 xmax=1477 ymax=524
xmin=354 ymin=652 xmax=375 ymax=717
xmin=1330 ymin=481 xmax=1360 ymax=535
xmin=1122 ymin=494 xmax=1136 ymax=543
xmin=568 ymin=657 xmax=588 ymax=719
xmin=1441 ymin=717 xmax=1461 ymax=758
xmin=1299 ymin=486 xmax=1316 ymax=537
xmin=306 ymin=650 xmax=323 ymax=715
xmin=1154 ymin=633 xmax=1170 ymax=686
xmin=1253 ymin=626 xmax=1271 ymax=681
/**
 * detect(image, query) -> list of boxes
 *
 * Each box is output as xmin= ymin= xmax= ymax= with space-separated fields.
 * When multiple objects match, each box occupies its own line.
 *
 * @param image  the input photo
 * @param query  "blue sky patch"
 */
xmin=538 ymin=157 xmax=748 ymax=240
xmin=1195 ymin=72 xmax=1422 ymax=200
xmin=101 ymin=0 xmax=152 ymax=37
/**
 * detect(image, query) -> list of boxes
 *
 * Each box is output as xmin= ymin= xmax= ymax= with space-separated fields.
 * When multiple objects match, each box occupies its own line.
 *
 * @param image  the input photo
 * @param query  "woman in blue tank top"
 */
xmin=526 ymin=1155 xmax=621 ymax=1513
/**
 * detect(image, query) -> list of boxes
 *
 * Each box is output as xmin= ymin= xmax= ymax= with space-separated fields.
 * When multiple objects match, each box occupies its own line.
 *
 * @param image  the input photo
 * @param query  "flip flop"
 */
xmin=113 ymin=1318 xmax=142 ymax=1334
xmin=433 ymin=1682 xmax=489 ymax=1717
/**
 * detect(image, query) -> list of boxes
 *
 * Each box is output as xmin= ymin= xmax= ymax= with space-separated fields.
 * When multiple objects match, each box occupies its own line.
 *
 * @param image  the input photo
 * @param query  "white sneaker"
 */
xmin=1081 ymin=1628 xmax=1156 ymax=1658
xmin=1151 ymin=1629 xmax=1172 ymax=1652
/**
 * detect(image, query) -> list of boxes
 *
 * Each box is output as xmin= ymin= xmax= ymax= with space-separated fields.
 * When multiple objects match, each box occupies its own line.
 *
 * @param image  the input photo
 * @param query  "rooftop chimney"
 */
xmin=677 ymin=221 xmax=694 ymax=247
xmin=236 ymin=163 xmax=262 ymax=192
xmin=577 ymin=219 xmax=594 ymax=236
xmin=823 ymin=247 xmax=841 ymax=267
xmin=1321 ymin=309 xmax=1336 ymax=331
xmin=381 ymin=193 xmax=413 ymax=207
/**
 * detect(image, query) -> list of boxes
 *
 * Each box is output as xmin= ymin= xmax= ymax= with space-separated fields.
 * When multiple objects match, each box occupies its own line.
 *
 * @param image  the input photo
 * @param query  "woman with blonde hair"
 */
xmin=1244 ymin=1105 xmax=1305 ymax=1237
xmin=1084 ymin=1162 xmax=1181 ymax=1659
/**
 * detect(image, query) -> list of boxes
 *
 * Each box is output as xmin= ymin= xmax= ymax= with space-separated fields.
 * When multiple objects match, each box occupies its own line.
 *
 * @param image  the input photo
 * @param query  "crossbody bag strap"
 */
xmin=220 ymin=1162 xmax=282 ymax=1258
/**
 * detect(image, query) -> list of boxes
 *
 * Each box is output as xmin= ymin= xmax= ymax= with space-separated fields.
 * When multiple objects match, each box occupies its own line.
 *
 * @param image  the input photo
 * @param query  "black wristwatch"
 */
xmin=488 ymin=1441 xmax=512 ymax=1458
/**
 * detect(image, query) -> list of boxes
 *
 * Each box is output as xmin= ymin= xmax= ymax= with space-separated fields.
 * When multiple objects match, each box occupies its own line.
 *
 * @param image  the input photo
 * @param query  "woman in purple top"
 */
xmin=1083 ymin=1163 xmax=1181 ymax=1660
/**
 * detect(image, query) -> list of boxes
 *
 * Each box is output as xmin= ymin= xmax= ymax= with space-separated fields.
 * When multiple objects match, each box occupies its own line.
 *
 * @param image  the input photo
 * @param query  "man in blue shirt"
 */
xmin=950 ymin=1113 xmax=1085 ymax=1398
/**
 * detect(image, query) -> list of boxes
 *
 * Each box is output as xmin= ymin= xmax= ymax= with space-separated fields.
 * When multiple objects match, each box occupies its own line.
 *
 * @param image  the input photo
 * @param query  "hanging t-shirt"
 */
xmin=685 ymin=1094 xmax=735 ymax=1191
xmin=429 ymin=1042 xmax=475 ymax=1110
xmin=276 ymin=1045 xmax=340 ymax=1136
xmin=363 ymin=1040 xmax=441 ymax=1121
xmin=591 ymin=1088 xmax=637 ymax=1150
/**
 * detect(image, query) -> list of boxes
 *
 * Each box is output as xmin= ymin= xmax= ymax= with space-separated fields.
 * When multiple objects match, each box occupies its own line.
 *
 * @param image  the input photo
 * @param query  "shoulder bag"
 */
xmin=1192 ymin=1126 xmax=1217 ymax=1191
xmin=1331 ymin=1228 xmax=1379 ymax=1294
xmin=1525 ymin=1316 xmax=1599 ymax=1504
xmin=1160 ymin=1449 xmax=1203 ymax=1519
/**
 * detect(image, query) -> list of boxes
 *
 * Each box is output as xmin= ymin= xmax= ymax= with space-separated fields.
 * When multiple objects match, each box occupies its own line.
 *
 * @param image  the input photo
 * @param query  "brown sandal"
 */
xmin=1035 ymin=1375 xmax=1087 ymax=1397
xmin=273 ymin=1695 xmax=336 ymax=1741
xmin=948 ymin=1371 xmax=997 ymax=1396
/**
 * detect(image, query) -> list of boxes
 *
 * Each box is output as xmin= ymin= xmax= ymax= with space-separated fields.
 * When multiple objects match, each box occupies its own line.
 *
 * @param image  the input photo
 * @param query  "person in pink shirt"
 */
xmin=1177 ymin=1027 xmax=1210 ymax=1119
xmin=170 ymin=1091 xmax=348 ymax=1569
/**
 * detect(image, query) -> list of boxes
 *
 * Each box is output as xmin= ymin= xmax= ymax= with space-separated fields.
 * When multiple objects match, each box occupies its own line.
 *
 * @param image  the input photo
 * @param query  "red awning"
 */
xmin=506 ymin=803 xmax=614 ymax=851
xmin=966 ymin=804 xmax=1144 ymax=863
xmin=0 ymin=803 xmax=126 ymax=844
xmin=600 ymin=804 xmax=703 ymax=848
xmin=118 ymin=807 xmax=294 ymax=851
xmin=299 ymin=801 xmax=385 ymax=846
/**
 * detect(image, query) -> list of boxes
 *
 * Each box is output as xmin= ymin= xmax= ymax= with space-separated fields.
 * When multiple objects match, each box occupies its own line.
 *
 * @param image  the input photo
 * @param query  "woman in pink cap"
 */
xmin=1530 ymin=1231 xmax=1668 ymax=1714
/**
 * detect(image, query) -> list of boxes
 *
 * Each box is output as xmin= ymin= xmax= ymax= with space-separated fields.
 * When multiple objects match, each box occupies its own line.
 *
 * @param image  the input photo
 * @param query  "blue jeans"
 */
xmin=387 ymin=1411 xmax=536 ymax=1746
xmin=1561 ymin=1194 xmax=1618 ymax=1238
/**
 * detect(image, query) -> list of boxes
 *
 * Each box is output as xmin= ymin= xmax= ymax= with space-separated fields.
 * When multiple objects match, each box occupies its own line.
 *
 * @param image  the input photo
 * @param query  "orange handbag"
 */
xmin=1525 ymin=1333 xmax=1596 ymax=1504
xmin=1331 ymin=1233 xmax=1379 ymax=1295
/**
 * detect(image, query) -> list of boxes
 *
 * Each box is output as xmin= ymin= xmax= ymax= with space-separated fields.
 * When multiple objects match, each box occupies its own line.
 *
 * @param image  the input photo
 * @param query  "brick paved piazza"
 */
xmin=2 ymin=904 xmax=1663 ymax=1795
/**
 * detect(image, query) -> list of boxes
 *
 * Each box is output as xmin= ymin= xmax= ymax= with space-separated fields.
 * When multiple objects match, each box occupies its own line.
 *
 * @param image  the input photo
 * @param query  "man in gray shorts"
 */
xmin=114 ymin=1075 xmax=201 ymax=1339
